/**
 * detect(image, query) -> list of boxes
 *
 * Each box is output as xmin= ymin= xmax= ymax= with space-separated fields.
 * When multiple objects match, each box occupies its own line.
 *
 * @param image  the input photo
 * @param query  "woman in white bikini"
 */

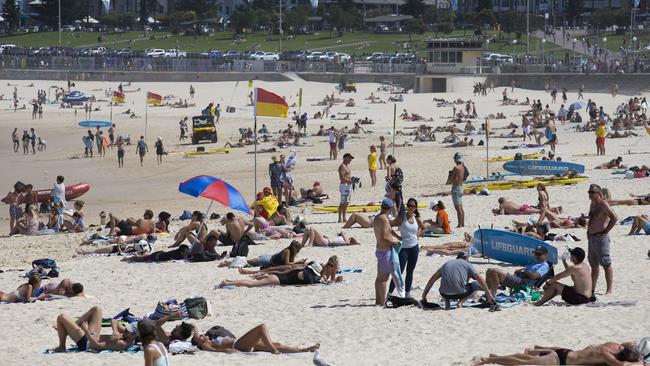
xmin=300 ymin=226 xmax=359 ymax=246
xmin=0 ymin=275 xmax=40 ymax=303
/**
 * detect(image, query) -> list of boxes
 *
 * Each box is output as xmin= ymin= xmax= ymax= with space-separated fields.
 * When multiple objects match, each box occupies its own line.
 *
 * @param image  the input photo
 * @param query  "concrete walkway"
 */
xmin=533 ymin=30 xmax=590 ymax=56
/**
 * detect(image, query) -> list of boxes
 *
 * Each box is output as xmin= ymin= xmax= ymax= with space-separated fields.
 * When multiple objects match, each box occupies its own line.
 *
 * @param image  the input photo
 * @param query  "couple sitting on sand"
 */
xmin=52 ymin=306 xmax=320 ymax=356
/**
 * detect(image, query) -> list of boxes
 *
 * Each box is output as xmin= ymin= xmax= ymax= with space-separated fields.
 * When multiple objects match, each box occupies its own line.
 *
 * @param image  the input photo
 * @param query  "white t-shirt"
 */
xmin=52 ymin=182 xmax=66 ymax=207
xmin=328 ymin=130 xmax=336 ymax=143
xmin=399 ymin=216 xmax=419 ymax=249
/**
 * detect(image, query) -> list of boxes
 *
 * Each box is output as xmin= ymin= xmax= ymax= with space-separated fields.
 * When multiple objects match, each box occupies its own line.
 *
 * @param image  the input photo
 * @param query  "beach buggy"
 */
xmin=191 ymin=115 xmax=218 ymax=144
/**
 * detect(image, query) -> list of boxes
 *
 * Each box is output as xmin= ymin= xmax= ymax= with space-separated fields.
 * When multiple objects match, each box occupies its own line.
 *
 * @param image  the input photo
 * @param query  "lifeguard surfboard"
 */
xmin=471 ymin=228 xmax=558 ymax=265
xmin=503 ymin=160 xmax=585 ymax=176
xmin=79 ymin=120 xmax=112 ymax=128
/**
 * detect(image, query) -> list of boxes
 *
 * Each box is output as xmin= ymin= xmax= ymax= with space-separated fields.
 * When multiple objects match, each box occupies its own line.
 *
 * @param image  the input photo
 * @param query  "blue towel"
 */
xmin=390 ymin=243 xmax=405 ymax=298
xmin=43 ymin=345 xmax=141 ymax=354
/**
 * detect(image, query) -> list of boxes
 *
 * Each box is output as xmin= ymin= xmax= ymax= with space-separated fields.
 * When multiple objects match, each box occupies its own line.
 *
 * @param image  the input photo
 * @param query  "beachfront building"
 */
xmin=424 ymin=38 xmax=484 ymax=73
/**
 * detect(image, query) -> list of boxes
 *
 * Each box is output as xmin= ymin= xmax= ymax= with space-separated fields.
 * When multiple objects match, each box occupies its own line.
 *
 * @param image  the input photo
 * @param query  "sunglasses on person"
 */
xmin=407 ymin=204 xmax=416 ymax=208
xmin=587 ymin=190 xmax=599 ymax=194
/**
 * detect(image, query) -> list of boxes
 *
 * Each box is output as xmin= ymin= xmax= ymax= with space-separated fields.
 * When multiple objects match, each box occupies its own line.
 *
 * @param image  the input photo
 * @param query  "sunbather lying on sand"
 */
xmin=0 ymin=275 xmax=40 ymax=303
xmin=595 ymin=156 xmax=626 ymax=169
xmin=492 ymin=197 xmax=541 ymax=215
xmin=219 ymin=256 xmax=341 ymax=287
xmin=218 ymin=241 xmax=304 ymax=268
xmin=342 ymin=212 xmax=375 ymax=228
xmin=608 ymin=194 xmax=650 ymax=206
xmin=192 ymin=323 xmax=320 ymax=354
xmin=528 ymin=210 xmax=588 ymax=228
xmin=51 ymin=306 xmax=137 ymax=352
xmin=470 ymin=341 xmax=642 ymax=365
xmin=301 ymin=226 xmax=359 ymax=246
xmin=252 ymin=217 xmax=295 ymax=239
xmin=33 ymin=279 xmax=84 ymax=301
xmin=122 ymin=244 xmax=191 ymax=262
xmin=237 ymin=256 xmax=340 ymax=284
xmin=419 ymin=233 xmax=477 ymax=256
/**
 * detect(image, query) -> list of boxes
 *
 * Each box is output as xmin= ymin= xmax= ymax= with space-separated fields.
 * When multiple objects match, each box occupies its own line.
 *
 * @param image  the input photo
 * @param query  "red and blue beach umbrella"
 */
xmin=179 ymin=175 xmax=251 ymax=215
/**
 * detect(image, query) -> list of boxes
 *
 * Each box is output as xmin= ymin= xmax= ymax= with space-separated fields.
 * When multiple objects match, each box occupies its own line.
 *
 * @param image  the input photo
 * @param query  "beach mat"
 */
xmin=43 ymin=345 xmax=141 ymax=354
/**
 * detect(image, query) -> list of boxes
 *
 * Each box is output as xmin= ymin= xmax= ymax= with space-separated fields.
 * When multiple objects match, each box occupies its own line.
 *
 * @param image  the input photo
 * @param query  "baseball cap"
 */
xmin=533 ymin=245 xmax=548 ymax=254
xmin=381 ymin=198 xmax=394 ymax=209
xmin=343 ymin=153 xmax=354 ymax=160
xmin=313 ymin=181 xmax=320 ymax=186
xmin=263 ymin=187 xmax=272 ymax=193
xmin=453 ymin=152 xmax=463 ymax=162
xmin=456 ymin=252 xmax=469 ymax=260
xmin=568 ymin=247 xmax=586 ymax=262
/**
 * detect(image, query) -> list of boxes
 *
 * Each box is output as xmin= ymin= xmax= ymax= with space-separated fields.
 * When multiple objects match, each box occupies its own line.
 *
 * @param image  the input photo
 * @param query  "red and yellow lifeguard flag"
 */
xmin=112 ymin=91 xmax=125 ymax=104
xmin=147 ymin=92 xmax=162 ymax=106
xmin=254 ymin=87 xmax=288 ymax=118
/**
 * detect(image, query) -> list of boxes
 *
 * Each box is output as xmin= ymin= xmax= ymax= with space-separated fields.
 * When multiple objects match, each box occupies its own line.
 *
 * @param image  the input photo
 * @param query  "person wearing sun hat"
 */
xmin=534 ymin=247 xmax=592 ymax=306
xmin=269 ymin=155 xmax=284 ymax=202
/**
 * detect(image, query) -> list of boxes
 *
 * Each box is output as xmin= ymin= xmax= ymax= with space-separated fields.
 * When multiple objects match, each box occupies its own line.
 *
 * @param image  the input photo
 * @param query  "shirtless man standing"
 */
xmin=52 ymin=306 xmax=137 ymax=352
xmin=2 ymin=182 xmax=23 ymax=234
xmin=109 ymin=210 xmax=155 ymax=236
xmin=534 ymin=247 xmax=592 ymax=306
xmin=471 ymin=341 xmax=641 ymax=365
xmin=587 ymin=184 xmax=617 ymax=295
xmin=12 ymin=128 xmax=19 ymax=152
xmin=372 ymin=198 xmax=399 ymax=305
xmin=338 ymin=153 xmax=353 ymax=223
xmin=446 ymin=152 xmax=466 ymax=227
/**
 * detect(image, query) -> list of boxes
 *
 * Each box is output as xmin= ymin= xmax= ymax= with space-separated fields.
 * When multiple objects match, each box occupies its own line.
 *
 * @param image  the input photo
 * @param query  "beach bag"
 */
xmin=385 ymin=295 xmax=421 ymax=308
xmin=179 ymin=210 xmax=192 ymax=220
xmin=149 ymin=299 xmax=188 ymax=320
xmin=205 ymin=325 xmax=236 ymax=340
xmin=184 ymin=297 xmax=209 ymax=320
xmin=32 ymin=258 xmax=57 ymax=269
xmin=229 ymin=236 xmax=255 ymax=258
xmin=463 ymin=165 xmax=470 ymax=181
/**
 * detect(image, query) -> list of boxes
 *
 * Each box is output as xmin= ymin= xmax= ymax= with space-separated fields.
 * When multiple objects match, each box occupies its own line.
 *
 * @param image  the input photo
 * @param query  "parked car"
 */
xmin=496 ymin=55 xmax=514 ymax=63
xmin=146 ymin=48 xmax=166 ymax=57
xmin=116 ymin=48 xmax=134 ymax=57
xmin=338 ymin=53 xmax=351 ymax=62
xmin=307 ymin=51 xmax=324 ymax=61
xmin=319 ymin=51 xmax=339 ymax=62
xmin=207 ymin=50 xmax=223 ymax=59
xmin=62 ymin=25 xmax=76 ymax=32
xmin=165 ymin=49 xmax=187 ymax=58
xmin=366 ymin=52 xmax=383 ymax=61
xmin=260 ymin=52 xmax=279 ymax=61
xmin=0 ymin=44 xmax=16 ymax=54
xmin=223 ymin=50 xmax=241 ymax=60
xmin=295 ymin=50 xmax=310 ymax=61
xmin=89 ymin=47 xmax=107 ymax=56
xmin=250 ymin=51 xmax=266 ymax=60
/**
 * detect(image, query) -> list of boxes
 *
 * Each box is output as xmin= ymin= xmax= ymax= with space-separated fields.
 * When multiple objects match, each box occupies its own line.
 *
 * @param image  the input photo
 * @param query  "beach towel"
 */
xmin=147 ymin=299 xmax=189 ymax=320
xmin=546 ymin=300 xmax=637 ymax=307
xmin=43 ymin=345 xmax=141 ymax=354
xmin=390 ymin=244 xmax=406 ymax=298
xmin=337 ymin=268 xmax=365 ymax=274
xmin=168 ymin=341 xmax=197 ymax=354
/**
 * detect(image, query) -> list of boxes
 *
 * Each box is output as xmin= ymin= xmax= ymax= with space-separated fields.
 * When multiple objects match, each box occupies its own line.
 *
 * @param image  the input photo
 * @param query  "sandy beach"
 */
xmin=0 ymin=76 xmax=648 ymax=365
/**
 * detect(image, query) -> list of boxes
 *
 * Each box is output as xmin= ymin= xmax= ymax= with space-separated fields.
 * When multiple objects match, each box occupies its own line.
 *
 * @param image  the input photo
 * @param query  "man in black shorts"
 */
xmin=51 ymin=306 xmax=137 ymax=352
xmin=534 ymin=247 xmax=592 ymax=306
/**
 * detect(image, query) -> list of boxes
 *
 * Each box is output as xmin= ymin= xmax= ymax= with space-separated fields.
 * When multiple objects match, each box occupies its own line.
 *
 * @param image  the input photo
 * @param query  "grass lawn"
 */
xmin=0 ymin=29 xmax=571 ymax=57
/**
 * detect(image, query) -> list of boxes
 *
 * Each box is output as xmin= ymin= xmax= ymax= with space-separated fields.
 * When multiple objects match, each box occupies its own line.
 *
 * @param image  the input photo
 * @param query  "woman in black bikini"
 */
xmin=218 ymin=240 xmax=304 ymax=268
xmin=219 ymin=256 xmax=341 ymax=287
xmin=122 ymin=244 xmax=191 ymax=262
xmin=192 ymin=323 xmax=320 ymax=354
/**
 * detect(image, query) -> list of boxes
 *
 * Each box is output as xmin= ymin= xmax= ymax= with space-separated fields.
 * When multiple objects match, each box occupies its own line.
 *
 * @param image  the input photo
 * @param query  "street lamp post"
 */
xmin=602 ymin=37 xmax=608 ymax=72
xmin=58 ymin=0 xmax=62 ymax=48
xmin=513 ymin=39 xmax=518 ymax=57
xmin=542 ymin=38 xmax=546 ymax=64
xmin=526 ymin=0 xmax=530 ymax=56
xmin=572 ymin=38 xmax=576 ymax=50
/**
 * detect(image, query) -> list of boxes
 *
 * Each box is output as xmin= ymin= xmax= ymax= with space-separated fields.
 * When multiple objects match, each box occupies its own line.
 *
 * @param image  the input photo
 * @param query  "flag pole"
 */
xmin=392 ymin=103 xmax=396 ymax=156
xmin=145 ymin=98 xmax=148 ymax=141
xmin=485 ymin=117 xmax=489 ymax=178
xmin=110 ymin=101 xmax=113 ymax=123
xmin=253 ymin=88 xmax=258 ymax=197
